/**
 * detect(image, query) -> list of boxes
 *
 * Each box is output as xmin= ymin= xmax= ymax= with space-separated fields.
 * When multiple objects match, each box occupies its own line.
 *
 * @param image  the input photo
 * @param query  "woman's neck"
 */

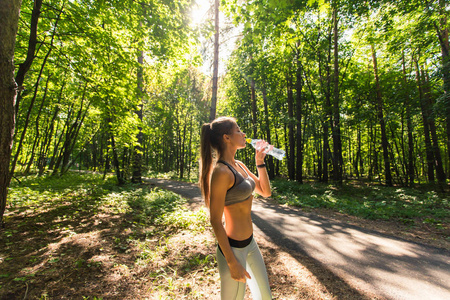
xmin=219 ymin=148 xmax=237 ymax=164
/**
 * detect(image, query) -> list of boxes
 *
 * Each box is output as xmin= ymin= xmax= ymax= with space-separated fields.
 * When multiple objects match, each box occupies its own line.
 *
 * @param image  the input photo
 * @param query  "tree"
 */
xmin=332 ymin=4 xmax=343 ymax=184
xmin=210 ymin=0 xmax=220 ymax=121
xmin=371 ymin=44 xmax=393 ymax=186
xmin=0 ymin=0 xmax=23 ymax=225
xmin=9 ymin=2 xmax=63 ymax=177
xmin=14 ymin=0 xmax=43 ymax=117
xmin=132 ymin=48 xmax=144 ymax=184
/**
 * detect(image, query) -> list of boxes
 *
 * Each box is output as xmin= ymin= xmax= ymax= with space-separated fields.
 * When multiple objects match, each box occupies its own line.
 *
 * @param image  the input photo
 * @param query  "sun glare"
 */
xmin=190 ymin=0 xmax=212 ymax=26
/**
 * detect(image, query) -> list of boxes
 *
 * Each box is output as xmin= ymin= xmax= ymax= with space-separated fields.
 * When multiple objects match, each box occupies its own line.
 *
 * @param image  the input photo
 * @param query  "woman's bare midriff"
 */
xmin=223 ymin=195 xmax=253 ymax=240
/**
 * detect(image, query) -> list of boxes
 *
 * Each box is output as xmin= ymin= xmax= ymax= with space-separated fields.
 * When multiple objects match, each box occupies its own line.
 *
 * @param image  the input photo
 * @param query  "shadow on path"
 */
xmin=251 ymin=199 xmax=450 ymax=300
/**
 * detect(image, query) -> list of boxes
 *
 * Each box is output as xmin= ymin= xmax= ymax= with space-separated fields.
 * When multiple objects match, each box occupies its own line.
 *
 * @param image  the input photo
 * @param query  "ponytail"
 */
xmin=199 ymin=123 xmax=213 ymax=207
xmin=198 ymin=117 xmax=237 ymax=208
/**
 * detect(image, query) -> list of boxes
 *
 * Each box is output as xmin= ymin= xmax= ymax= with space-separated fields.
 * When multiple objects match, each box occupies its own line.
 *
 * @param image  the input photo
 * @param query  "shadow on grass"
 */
xmin=0 ymin=174 xmax=197 ymax=299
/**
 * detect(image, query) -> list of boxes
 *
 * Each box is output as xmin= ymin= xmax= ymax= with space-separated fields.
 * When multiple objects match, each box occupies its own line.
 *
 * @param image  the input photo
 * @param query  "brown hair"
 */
xmin=199 ymin=116 xmax=237 ymax=207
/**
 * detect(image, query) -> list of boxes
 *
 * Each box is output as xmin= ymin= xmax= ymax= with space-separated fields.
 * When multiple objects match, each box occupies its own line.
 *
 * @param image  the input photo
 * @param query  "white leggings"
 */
xmin=216 ymin=237 xmax=272 ymax=300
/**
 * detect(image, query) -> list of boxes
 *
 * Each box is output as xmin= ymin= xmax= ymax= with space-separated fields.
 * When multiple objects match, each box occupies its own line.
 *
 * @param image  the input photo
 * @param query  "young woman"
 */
xmin=199 ymin=116 xmax=273 ymax=300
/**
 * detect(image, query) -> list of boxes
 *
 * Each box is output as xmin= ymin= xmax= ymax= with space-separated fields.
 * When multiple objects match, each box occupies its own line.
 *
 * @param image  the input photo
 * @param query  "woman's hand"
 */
xmin=229 ymin=260 xmax=251 ymax=282
xmin=255 ymin=140 xmax=273 ymax=164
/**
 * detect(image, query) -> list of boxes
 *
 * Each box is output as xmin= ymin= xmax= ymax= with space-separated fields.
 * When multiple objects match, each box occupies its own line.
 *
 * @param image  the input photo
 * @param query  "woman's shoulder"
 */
xmin=211 ymin=162 xmax=234 ymax=186
xmin=212 ymin=162 xmax=234 ymax=177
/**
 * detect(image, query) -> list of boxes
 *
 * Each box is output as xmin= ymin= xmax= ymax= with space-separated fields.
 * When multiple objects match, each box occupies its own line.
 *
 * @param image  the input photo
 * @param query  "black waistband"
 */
xmin=228 ymin=234 xmax=253 ymax=248
xmin=217 ymin=234 xmax=253 ymax=256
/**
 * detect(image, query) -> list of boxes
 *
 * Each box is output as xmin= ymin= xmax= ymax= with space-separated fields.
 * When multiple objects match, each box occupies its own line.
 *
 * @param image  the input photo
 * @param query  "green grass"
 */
xmin=145 ymin=170 xmax=199 ymax=184
xmin=8 ymin=172 xmax=206 ymax=226
xmin=3 ymin=172 xmax=213 ymax=299
xmin=271 ymin=179 xmax=449 ymax=226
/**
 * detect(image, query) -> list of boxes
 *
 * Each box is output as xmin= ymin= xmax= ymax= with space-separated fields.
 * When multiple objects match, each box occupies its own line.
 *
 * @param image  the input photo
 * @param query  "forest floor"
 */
xmin=0 ymin=173 xmax=448 ymax=300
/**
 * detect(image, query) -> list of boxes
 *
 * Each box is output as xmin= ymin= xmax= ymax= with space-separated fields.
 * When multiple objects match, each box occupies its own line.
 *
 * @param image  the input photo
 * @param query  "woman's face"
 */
xmin=227 ymin=123 xmax=246 ymax=149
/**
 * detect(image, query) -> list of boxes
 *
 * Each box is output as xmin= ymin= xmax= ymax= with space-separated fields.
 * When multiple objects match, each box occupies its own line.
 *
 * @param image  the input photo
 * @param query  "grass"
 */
xmin=1 ymin=172 xmax=216 ymax=299
xmin=271 ymin=179 xmax=449 ymax=227
xmin=144 ymin=170 xmax=198 ymax=184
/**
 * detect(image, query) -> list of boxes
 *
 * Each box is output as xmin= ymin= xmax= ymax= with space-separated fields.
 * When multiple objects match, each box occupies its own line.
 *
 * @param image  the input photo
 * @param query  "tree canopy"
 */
xmin=1 ymin=0 xmax=449 ymax=223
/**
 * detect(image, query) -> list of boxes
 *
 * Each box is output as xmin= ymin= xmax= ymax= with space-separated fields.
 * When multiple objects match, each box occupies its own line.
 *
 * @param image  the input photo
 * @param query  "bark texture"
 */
xmin=0 ymin=0 xmax=23 ymax=224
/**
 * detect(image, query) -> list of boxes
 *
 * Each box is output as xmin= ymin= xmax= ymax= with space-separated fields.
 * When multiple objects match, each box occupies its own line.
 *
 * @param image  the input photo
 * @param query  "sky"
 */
xmin=190 ymin=0 xmax=212 ymax=26
xmin=189 ymin=0 xmax=241 ymax=76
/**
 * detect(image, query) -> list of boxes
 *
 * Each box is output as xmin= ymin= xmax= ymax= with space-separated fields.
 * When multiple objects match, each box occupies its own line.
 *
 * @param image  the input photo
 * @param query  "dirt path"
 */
xmin=145 ymin=178 xmax=450 ymax=300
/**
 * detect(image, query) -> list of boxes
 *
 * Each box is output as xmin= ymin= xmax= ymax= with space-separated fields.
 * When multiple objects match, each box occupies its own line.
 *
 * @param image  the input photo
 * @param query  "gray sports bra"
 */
xmin=218 ymin=160 xmax=256 ymax=206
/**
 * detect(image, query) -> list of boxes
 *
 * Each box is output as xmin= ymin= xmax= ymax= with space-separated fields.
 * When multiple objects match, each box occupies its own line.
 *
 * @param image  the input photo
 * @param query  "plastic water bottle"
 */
xmin=246 ymin=138 xmax=285 ymax=160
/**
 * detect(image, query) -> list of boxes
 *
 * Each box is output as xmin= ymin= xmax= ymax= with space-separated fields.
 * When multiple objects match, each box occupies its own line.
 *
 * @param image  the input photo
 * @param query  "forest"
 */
xmin=1 ymin=0 xmax=449 ymax=223
xmin=1 ymin=0 xmax=449 ymax=299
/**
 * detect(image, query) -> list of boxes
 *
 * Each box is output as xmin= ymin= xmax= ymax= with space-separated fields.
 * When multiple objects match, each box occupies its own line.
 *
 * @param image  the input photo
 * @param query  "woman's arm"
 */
xmin=209 ymin=166 xmax=251 ymax=282
xmin=239 ymin=140 xmax=272 ymax=197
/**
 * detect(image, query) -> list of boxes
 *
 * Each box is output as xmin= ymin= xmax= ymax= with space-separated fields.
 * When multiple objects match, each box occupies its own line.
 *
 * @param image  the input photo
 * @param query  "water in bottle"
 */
xmin=246 ymin=138 xmax=285 ymax=160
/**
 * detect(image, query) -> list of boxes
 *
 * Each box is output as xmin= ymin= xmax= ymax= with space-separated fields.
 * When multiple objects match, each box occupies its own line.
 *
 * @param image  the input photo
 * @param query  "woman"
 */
xmin=199 ymin=116 xmax=273 ymax=300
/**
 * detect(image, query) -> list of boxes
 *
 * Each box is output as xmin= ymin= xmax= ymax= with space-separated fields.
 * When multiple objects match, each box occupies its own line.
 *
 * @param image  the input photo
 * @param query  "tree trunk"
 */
xmin=371 ymin=44 xmax=392 ymax=186
xmin=107 ymin=115 xmax=125 ymax=185
xmin=422 ymin=69 xmax=446 ymax=183
xmin=287 ymin=74 xmax=295 ymax=180
xmin=389 ymin=125 xmax=404 ymax=185
xmin=356 ymin=125 xmax=362 ymax=177
xmin=103 ymin=131 xmax=110 ymax=180
xmin=110 ymin=131 xmax=124 ymax=185
xmin=92 ymin=138 xmax=98 ymax=172
xmin=132 ymin=49 xmax=144 ymax=183
xmin=275 ymin=129 xmax=280 ymax=175
xmin=61 ymin=102 xmax=90 ymax=175
xmin=316 ymin=131 xmax=323 ymax=179
xmin=187 ymin=116 xmax=193 ymax=179
xmin=0 ymin=0 xmax=23 ymax=225
xmin=368 ymin=123 xmax=373 ymax=181
xmin=209 ymin=0 xmax=219 ymax=122
xmin=414 ymin=59 xmax=435 ymax=182
xmin=402 ymin=52 xmax=415 ymax=186
xmin=295 ymin=54 xmax=303 ymax=183
xmin=399 ymin=107 xmax=408 ymax=184
xmin=174 ymin=106 xmax=180 ymax=176
xmin=52 ymin=99 xmax=79 ymax=175
xmin=14 ymin=0 xmax=43 ymax=117
xmin=250 ymin=78 xmax=258 ymax=139
xmin=322 ymin=110 xmax=330 ymax=183
xmin=25 ymin=73 xmax=51 ymax=174
xmin=47 ymin=84 xmax=67 ymax=172
xmin=324 ymin=31 xmax=333 ymax=183
xmin=180 ymin=117 xmax=187 ymax=180
xmin=436 ymin=0 xmax=450 ymax=178
xmin=332 ymin=6 xmax=343 ymax=184
xmin=10 ymin=52 xmax=48 ymax=175
xmin=10 ymin=8 xmax=60 ymax=176
xmin=261 ymin=82 xmax=274 ymax=178
xmin=315 ymin=20 xmax=333 ymax=183
xmin=61 ymin=96 xmax=88 ymax=174
xmin=25 ymin=134 xmax=40 ymax=175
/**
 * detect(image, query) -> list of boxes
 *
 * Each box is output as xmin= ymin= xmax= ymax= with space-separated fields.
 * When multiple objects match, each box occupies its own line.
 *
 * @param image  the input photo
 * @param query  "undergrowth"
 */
xmin=2 ymin=172 xmax=214 ymax=299
xmin=271 ymin=179 xmax=449 ymax=227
